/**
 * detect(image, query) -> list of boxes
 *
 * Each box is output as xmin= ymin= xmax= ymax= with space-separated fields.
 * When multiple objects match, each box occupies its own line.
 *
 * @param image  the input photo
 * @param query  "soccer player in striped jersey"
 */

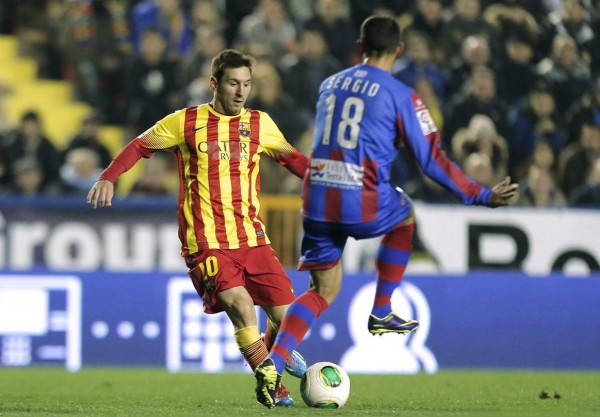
xmin=87 ymin=49 xmax=308 ymax=407
xmin=255 ymin=16 xmax=519 ymax=408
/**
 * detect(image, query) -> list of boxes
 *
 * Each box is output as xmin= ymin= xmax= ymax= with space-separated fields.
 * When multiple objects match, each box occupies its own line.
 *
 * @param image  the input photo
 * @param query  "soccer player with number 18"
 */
xmin=255 ymin=16 xmax=519 ymax=408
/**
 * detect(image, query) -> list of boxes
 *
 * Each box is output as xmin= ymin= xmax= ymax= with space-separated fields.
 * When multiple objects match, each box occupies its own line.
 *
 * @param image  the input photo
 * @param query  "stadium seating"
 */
xmin=0 ymin=34 xmax=139 ymax=195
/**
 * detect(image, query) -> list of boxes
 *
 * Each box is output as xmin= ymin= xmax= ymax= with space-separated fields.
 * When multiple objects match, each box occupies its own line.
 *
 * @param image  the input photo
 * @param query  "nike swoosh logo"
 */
xmin=193 ymin=125 xmax=207 ymax=132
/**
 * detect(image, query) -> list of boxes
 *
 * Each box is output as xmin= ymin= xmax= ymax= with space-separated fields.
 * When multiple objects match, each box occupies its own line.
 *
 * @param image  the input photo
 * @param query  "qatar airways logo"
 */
xmin=197 ymin=140 xmax=250 ymax=162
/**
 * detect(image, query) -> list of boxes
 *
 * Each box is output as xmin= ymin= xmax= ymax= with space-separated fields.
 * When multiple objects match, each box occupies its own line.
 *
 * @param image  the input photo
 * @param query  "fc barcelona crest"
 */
xmin=238 ymin=121 xmax=251 ymax=137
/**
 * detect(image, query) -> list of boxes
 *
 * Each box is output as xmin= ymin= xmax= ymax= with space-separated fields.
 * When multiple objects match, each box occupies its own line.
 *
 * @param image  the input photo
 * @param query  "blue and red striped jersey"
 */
xmin=302 ymin=64 xmax=491 ymax=224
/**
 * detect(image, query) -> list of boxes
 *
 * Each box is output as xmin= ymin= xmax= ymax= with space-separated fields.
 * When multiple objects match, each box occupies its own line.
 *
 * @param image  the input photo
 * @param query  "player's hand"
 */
xmin=87 ymin=180 xmax=114 ymax=208
xmin=488 ymin=176 xmax=519 ymax=208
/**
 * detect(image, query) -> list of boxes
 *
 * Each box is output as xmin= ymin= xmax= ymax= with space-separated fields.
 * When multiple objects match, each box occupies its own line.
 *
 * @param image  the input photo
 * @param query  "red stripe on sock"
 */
xmin=286 ymin=314 xmax=310 ymax=338
xmin=272 ymin=344 xmax=290 ymax=361
xmin=381 ymin=223 xmax=414 ymax=251
xmin=373 ymin=295 xmax=391 ymax=307
xmin=300 ymin=290 xmax=329 ymax=316
xmin=376 ymin=261 xmax=407 ymax=281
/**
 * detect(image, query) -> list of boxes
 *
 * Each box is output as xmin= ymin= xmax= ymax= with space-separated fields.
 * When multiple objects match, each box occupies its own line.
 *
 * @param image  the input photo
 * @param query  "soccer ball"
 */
xmin=300 ymin=362 xmax=350 ymax=408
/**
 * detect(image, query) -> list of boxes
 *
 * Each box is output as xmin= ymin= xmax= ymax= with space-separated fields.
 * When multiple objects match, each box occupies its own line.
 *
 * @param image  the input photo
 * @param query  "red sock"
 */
xmin=373 ymin=222 xmax=414 ymax=317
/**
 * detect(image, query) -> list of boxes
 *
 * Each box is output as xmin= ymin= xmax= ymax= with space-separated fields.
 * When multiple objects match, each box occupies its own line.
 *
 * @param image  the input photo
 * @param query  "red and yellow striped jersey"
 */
xmin=102 ymin=104 xmax=307 ymax=256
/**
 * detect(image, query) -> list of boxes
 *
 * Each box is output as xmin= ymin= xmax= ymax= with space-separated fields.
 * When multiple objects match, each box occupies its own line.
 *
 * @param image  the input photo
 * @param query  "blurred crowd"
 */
xmin=0 ymin=0 xmax=599 ymax=208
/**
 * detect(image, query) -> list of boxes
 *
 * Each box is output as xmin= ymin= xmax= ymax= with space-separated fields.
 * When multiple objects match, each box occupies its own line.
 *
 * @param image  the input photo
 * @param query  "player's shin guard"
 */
xmin=269 ymin=290 xmax=328 ymax=374
xmin=235 ymin=326 xmax=268 ymax=371
xmin=372 ymin=222 xmax=414 ymax=318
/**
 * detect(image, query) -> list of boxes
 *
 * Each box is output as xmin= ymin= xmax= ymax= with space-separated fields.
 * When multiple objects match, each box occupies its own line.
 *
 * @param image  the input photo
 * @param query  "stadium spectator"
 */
xmin=284 ymin=0 xmax=314 ymax=23
xmin=233 ymin=0 xmax=297 ymax=65
xmin=303 ymin=0 xmax=359 ymax=67
xmin=347 ymin=0 xmax=410 ymax=29
xmin=583 ymin=12 xmax=600 ymax=77
xmin=1 ymin=156 xmax=48 ymax=196
xmin=443 ymin=65 xmax=511 ymax=153
xmin=398 ymin=0 xmax=446 ymax=64
xmin=223 ymin=0 xmax=258 ymax=47
xmin=516 ymin=164 xmax=567 ymax=207
xmin=508 ymin=80 xmax=567 ymax=179
xmin=246 ymin=61 xmax=311 ymax=148
xmin=87 ymin=49 xmax=309 ymax=407
xmin=495 ymin=31 xmax=539 ymax=109
xmin=568 ymin=156 xmax=600 ymax=207
xmin=62 ymin=110 xmax=113 ymax=169
xmin=184 ymin=27 xmax=227 ymax=87
xmin=559 ymin=116 xmax=600 ymax=197
xmin=536 ymin=33 xmax=592 ymax=114
xmin=462 ymin=152 xmax=496 ymax=188
xmin=188 ymin=0 xmax=224 ymax=36
xmin=451 ymin=114 xmax=509 ymax=185
xmin=483 ymin=0 xmax=539 ymax=59
xmin=123 ymin=27 xmax=183 ymax=132
xmin=444 ymin=34 xmax=494 ymax=99
xmin=281 ymin=26 xmax=343 ymax=115
xmin=440 ymin=0 xmax=494 ymax=63
xmin=529 ymin=141 xmax=561 ymax=180
xmin=0 ymin=1 xmax=598 ymax=205
xmin=130 ymin=0 xmax=194 ymax=59
xmin=0 ymin=110 xmax=61 ymax=192
xmin=565 ymin=76 xmax=600 ymax=145
xmin=543 ymin=0 xmax=595 ymax=56
xmin=393 ymin=31 xmax=445 ymax=102
xmin=60 ymin=0 xmax=133 ymax=120
xmin=184 ymin=61 xmax=214 ymax=106
xmin=129 ymin=151 xmax=176 ymax=196
xmin=254 ymin=16 xmax=519 ymax=409
xmin=14 ymin=0 xmax=64 ymax=80
xmin=59 ymin=147 xmax=104 ymax=195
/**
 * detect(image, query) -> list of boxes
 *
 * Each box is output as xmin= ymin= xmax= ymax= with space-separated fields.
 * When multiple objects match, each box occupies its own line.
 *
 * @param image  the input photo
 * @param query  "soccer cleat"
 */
xmin=274 ymin=384 xmax=294 ymax=407
xmin=285 ymin=350 xmax=307 ymax=378
xmin=368 ymin=312 xmax=420 ymax=335
xmin=255 ymin=359 xmax=281 ymax=409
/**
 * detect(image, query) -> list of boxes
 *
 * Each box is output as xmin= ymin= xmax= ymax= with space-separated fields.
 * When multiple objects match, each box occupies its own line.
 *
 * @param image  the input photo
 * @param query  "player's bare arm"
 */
xmin=488 ymin=176 xmax=519 ymax=208
xmin=87 ymin=180 xmax=114 ymax=209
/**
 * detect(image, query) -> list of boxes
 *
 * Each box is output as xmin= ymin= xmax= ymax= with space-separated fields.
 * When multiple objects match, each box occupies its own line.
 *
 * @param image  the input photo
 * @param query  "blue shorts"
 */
xmin=298 ymin=188 xmax=412 ymax=270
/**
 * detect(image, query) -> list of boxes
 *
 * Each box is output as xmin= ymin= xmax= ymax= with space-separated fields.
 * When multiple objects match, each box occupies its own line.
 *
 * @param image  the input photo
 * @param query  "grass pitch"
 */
xmin=0 ymin=368 xmax=598 ymax=417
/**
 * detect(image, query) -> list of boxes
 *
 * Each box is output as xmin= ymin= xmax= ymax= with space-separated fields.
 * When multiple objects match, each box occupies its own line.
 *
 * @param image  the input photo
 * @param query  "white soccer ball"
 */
xmin=300 ymin=361 xmax=351 ymax=408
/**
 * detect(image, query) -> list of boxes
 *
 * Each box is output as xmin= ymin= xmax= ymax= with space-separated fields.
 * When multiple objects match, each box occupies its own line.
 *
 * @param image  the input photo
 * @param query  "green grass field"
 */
xmin=1 ymin=368 xmax=598 ymax=417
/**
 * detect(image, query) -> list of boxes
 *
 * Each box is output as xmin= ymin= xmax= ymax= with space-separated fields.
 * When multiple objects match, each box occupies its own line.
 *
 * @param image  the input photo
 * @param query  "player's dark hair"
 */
xmin=359 ymin=16 xmax=402 ymax=57
xmin=211 ymin=49 xmax=255 ymax=83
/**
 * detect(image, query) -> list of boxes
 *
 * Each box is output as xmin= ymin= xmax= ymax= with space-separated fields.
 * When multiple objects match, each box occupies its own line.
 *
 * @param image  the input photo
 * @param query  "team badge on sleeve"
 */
xmin=417 ymin=109 xmax=437 ymax=136
xmin=410 ymin=93 xmax=438 ymax=136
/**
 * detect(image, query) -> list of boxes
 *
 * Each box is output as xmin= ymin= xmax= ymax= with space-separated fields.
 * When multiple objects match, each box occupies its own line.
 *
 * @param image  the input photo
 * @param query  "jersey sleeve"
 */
xmin=99 ymin=110 xmax=182 ymax=184
xmin=258 ymin=112 xmax=309 ymax=179
xmin=397 ymin=93 xmax=492 ymax=205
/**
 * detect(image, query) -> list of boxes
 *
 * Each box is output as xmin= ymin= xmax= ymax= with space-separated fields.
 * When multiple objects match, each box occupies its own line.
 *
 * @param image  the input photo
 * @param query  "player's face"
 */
xmin=211 ymin=67 xmax=252 ymax=116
